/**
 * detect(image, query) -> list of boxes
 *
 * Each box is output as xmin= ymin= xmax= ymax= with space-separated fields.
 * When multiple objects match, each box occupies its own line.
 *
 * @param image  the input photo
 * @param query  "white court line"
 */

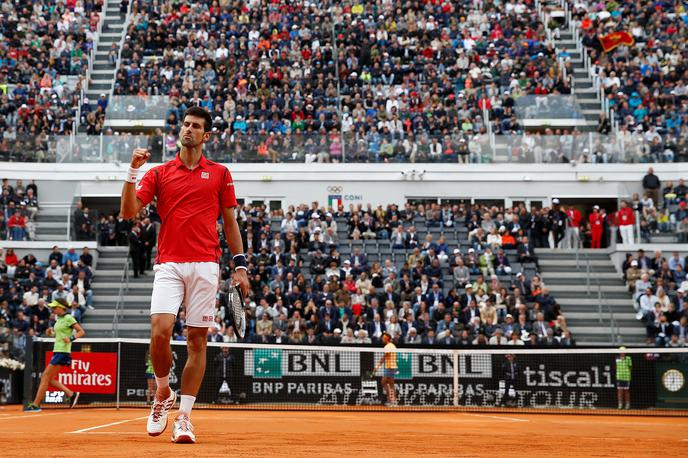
xmin=0 ymin=412 xmax=65 ymax=421
xmin=67 ymin=416 xmax=148 ymax=434
xmin=464 ymin=413 xmax=529 ymax=423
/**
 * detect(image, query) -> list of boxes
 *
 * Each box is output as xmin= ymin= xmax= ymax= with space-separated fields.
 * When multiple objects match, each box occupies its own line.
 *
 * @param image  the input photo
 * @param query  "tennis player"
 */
xmin=24 ymin=297 xmax=85 ymax=411
xmin=120 ymin=106 xmax=249 ymax=443
xmin=374 ymin=332 xmax=398 ymax=406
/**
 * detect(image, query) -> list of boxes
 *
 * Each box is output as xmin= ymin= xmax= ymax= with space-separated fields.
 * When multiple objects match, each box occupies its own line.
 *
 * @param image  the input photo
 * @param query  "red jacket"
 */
xmin=566 ymin=208 xmax=582 ymax=228
xmin=616 ymin=207 xmax=635 ymax=226
xmin=7 ymin=214 xmax=24 ymax=228
xmin=589 ymin=212 xmax=604 ymax=231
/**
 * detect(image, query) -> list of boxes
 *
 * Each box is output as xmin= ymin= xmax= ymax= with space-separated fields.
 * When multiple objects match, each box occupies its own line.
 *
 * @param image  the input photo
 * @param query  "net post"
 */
xmin=116 ymin=340 xmax=121 ymax=410
xmin=452 ymin=350 xmax=459 ymax=408
xmin=22 ymin=335 xmax=34 ymax=407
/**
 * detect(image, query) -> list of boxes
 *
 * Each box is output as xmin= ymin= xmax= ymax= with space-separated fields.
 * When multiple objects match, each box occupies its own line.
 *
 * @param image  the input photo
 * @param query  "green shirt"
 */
xmin=53 ymin=314 xmax=77 ymax=353
xmin=146 ymin=356 xmax=154 ymax=375
xmin=615 ymin=356 xmax=632 ymax=382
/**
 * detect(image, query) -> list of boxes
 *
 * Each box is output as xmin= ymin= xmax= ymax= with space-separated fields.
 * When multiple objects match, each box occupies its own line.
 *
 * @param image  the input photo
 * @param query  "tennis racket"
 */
xmin=227 ymin=285 xmax=246 ymax=340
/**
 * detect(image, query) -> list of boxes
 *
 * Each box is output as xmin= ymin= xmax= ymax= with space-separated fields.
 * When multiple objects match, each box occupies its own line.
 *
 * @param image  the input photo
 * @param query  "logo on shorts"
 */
xmin=201 ymin=171 xmax=210 ymax=179
xmin=202 ymin=315 xmax=214 ymax=322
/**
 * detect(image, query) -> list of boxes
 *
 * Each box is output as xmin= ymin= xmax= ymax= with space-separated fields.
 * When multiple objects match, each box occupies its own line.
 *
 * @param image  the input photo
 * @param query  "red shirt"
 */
xmin=136 ymin=154 xmax=238 ymax=264
xmin=8 ymin=215 xmax=24 ymax=228
xmin=589 ymin=212 xmax=604 ymax=230
xmin=566 ymin=208 xmax=581 ymax=227
xmin=616 ymin=207 xmax=635 ymax=226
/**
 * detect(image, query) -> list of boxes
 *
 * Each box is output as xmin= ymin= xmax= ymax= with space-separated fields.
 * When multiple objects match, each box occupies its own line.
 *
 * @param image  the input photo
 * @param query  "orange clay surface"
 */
xmin=0 ymin=405 xmax=686 ymax=457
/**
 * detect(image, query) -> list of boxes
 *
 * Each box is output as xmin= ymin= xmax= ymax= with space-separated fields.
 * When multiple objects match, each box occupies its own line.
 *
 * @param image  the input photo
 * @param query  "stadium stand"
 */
xmin=0 ymin=0 xmax=104 ymax=145
xmin=87 ymin=198 xmax=687 ymax=346
xmin=622 ymin=248 xmax=688 ymax=347
xmin=1 ymin=0 xmax=686 ymax=164
xmin=0 ymin=241 xmax=95 ymax=362
xmin=0 ymin=0 xmax=687 ymax=367
xmin=565 ymin=0 xmax=688 ymax=163
xmin=0 ymin=178 xmax=101 ymax=361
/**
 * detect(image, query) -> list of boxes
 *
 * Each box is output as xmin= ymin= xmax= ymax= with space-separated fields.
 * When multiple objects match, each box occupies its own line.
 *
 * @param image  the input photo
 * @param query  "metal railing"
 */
xmin=78 ymin=8 xmax=105 ymax=130
xmin=109 ymin=0 xmax=135 ymax=102
xmin=577 ymin=246 xmax=620 ymax=344
xmin=559 ymin=0 xmax=611 ymax=123
xmin=111 ymin=256 xmax=130 ymax=338
xmin=589 ymin=252 xmax=619 ymax=345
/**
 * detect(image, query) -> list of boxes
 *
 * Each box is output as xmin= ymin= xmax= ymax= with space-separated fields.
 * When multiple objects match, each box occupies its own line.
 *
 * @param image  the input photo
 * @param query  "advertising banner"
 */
xmin=45 ymin=352 xmax=117 ymax=395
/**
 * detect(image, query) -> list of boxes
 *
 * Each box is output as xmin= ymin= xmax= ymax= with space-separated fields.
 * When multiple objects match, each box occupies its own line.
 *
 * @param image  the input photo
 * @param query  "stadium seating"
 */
xmin=0 ymin=0 xmax=685 ymax=164
xmin=567 ymin=0 xmax=688 ymax=163
xmin=0 ymin=0 xmax=104 ymax=149
xmin=109 ymin=0 xmax=579 ymax=163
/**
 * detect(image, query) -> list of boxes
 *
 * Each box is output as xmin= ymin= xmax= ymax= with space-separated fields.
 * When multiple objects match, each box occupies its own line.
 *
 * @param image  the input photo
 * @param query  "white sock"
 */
xmin=155 ymin=375 xmax=169 ymax=390
xmin=179 ymin=395 xmax=196 ymax=416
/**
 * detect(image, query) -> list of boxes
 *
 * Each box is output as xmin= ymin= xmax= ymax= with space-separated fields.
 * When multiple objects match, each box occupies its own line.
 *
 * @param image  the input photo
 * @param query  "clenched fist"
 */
xmin=130 ymin=148 xmax=151 ymax=169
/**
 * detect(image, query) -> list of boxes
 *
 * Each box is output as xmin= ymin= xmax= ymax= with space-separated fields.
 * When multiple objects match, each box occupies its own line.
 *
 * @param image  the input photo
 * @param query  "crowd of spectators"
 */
xmin=628 ymin=168 xmax=688 ymax=243
xmin=569 ymin=0 xmax=688 ymax=163
xmin=114 ymin=0 xmax=576 ymax=163
xmin=125 ymin=200 xmax=576 ymax=347
xmin=0 ymin=0 xmax=104 ymax=158
xmin=1 ymin=0 xmax=688 ymax=164
xmin=623 ymin=248 xmax=688 ymax=347
xmin=0 ymin=178 xmax=39 ymax=241
xmin=0 ymin=245 xmax=94 ymax=361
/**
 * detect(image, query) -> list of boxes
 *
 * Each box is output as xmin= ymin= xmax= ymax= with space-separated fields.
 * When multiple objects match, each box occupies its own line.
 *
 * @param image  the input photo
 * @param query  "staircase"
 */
xmin=537 ymin=249 xmax=645 ymax=345
xmin=536 ymin=0 xmax=601 ymax=133
xmin=650 ymin=233 xmax=679 ymax=244
xmin=33 ymin=205 xmax=70 ymax=241
xmin=555 ymin=29 xmax=601 ymax=132
xmin=87 ymin=247 xmax=153 ymax=337
xmin=81 ymin=0 xmax=130 ymax=131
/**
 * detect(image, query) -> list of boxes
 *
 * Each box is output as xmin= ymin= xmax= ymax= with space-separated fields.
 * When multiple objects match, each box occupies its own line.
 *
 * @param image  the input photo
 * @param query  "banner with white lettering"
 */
xmin=45 ymin=352 xmax=117 ymax=394
xmin=32 ymin=340 xmax=676 ymax=410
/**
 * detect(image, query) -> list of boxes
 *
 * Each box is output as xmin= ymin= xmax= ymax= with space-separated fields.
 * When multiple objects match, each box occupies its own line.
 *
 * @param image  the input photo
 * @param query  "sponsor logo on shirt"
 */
xmin=202 ymin=315 xmax=214 ymax=322
xmin=201 ymin=171 xmax=210 ymax=179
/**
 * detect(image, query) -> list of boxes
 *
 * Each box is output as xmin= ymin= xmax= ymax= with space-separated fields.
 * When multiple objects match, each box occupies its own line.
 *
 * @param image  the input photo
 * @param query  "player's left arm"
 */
xmin=65 ymin=322 xmax=85 ymax=343
xmin=221 ymin=206 xmax=250 ymax=297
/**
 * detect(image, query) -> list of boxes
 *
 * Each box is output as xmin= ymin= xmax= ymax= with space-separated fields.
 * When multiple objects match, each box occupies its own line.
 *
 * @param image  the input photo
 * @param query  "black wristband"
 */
xmin=233 ymin=254 xmax=247 ymax=269
xmin=70 ymin=335 xmax=75 ymax=342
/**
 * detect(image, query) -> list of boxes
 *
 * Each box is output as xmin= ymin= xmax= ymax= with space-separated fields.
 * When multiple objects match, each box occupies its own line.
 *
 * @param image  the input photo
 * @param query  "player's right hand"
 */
xmin=130 ymin=148 xmax=151 ymax=169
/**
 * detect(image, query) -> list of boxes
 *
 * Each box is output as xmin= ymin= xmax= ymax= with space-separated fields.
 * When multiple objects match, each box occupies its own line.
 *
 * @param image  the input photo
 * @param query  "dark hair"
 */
xmin=183 ymin=106 xmax=212 ymax=132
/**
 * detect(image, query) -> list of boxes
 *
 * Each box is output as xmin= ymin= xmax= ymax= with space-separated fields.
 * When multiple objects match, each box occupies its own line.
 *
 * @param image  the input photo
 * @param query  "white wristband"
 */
xmin=235 ymin=266 xmax=248 ymax=271
xmin=125 ymin=166 xmax=139 ymax=184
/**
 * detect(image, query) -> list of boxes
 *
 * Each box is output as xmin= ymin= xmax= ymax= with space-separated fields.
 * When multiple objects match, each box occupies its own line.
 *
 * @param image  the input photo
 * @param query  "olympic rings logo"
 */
xmin=327 ymin=186 xmax=343 ymax=193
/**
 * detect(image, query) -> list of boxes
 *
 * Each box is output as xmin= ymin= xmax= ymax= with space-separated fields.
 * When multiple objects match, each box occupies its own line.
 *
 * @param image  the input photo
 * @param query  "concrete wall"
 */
xmin=1 ymin=162 xmax=683 ymax=208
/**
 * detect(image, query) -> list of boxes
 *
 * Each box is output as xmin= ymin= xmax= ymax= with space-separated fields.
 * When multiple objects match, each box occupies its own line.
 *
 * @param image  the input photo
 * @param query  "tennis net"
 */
xmin=26 ymin=338 xmax=688 ymax=415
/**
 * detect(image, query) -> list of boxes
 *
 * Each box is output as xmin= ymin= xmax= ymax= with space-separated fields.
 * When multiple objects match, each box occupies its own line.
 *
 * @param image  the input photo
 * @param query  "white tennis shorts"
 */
xmin=150 ymin=262 xmax=219 ymax=327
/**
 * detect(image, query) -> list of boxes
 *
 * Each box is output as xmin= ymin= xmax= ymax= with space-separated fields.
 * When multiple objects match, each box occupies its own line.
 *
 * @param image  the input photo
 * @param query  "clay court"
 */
xmin=1 ymin=406 xmax=686 ymax=457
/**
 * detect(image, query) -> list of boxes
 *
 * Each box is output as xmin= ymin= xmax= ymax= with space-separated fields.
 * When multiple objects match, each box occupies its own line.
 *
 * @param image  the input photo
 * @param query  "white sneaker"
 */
xmin=147 ymin=390 xmax=177 ymax=436
xmin=171 ymin=413 xmax=196 ymax=444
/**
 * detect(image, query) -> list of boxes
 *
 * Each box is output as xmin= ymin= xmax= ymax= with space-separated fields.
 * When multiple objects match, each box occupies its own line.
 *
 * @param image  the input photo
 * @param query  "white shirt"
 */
xmin=23 ymin=291 xmax=38 ymax=306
